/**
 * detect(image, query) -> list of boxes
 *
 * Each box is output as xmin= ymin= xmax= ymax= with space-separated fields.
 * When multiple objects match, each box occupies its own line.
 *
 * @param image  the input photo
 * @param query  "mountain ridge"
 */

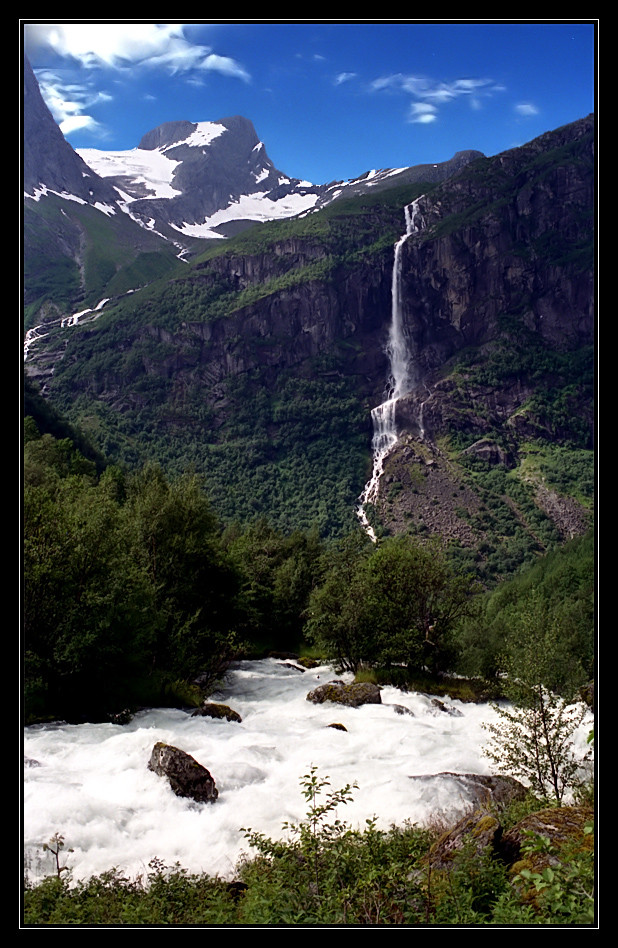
xmin=23 ymin=51 xmax=594 ymax=574
xmin=23 ymin=52 xmax=484 ymax=322
xmin=24 ymin=112 xmax=594 ymax=570
xmin=75 ymin=115 xmax=485 ymax=244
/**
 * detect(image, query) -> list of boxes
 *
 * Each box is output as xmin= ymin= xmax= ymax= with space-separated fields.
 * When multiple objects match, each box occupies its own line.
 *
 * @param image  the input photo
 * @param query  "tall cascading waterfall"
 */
xmin=357 ymin=199 xmax=424 ymax=540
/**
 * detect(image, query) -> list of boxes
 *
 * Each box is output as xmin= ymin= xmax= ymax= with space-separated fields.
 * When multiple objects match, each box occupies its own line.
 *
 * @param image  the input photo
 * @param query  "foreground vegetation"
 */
xmin=23 ymin=397 xmax=593 ymax=724
xmin=23 ymin=768 xmax=595 ymax=926
xmin=23 ymin=406 xmax=595 ymax=925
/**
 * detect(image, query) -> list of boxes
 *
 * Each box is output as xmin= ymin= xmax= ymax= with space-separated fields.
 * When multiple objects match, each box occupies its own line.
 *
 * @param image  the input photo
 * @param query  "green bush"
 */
xmin=24 ymin=773 xmax=595 ymax=926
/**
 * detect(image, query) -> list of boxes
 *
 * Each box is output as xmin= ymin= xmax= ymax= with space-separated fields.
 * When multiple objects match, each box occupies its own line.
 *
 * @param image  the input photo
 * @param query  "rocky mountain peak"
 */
xmin=23 ymin=55 xmax=119 ymax=208
xmin=137 ymin=120 xmax=199 ymax=151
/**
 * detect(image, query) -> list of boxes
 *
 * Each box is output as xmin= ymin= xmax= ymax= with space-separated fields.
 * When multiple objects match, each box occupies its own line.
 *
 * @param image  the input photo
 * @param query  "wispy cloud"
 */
xmin=408 ymin=102 xmax=437 ymax=124
xmin=202 ymin=53 xmax=250 ymax=83
xmin=334 ymin=72 xmax=357 ymax=85
xmin=34 ymin=67 xmax=112 ymax=138
xmin=515 ymin=102 xmax=539 ymax=117
xmin=25 ymin=23 xmax=251 ymax=140
xmin=370 ymin=72 xmax=504 ymax=123
xmin=24 ymin=23 xmax=250 ymax=80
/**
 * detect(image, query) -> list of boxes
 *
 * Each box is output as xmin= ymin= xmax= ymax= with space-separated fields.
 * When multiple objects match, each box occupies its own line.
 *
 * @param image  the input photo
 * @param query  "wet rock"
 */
xmin=148 ymin=742 xmax=218 ymax=803
xmin=108 ymin=708 xmax=133 ymax=725
xmin=430 ymin=698 xmax=463 ymax=717
xmin=391 ymin=703 xmax=415 ymax=716
xmin=306 ymin=680 xmax=382 ymax=707
xmin=191 ymin=702 xmax=242 ymax=723
xmin=327 ymin=722 xmax=347 ymax=731
xmin=408 ymin=772 xmax=527 ymax=810
xmin=297 ymin=657 xmax=321 ymax=669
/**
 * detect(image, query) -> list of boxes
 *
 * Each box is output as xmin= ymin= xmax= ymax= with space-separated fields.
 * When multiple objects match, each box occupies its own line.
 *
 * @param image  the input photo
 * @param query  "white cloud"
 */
xmin=60 ymin=114 xmax=102 ymax=135
xmin=24 ymin=23 xmax=250 ymax=81
xmin=335 ymin=72 xmax=357 ymax=85
xmin=25 ymin=22 xmax=251 ymax=141
xmin=371 ymin=71 xmax=504 ymax=123
xmin=408 ymin=102 xmax=437 ymax=124
xmin=515 ymin=102 xmax=539 ymax=116
xmin=202 ymin=53 xmax=250 ymax=82
xmin=26 ymin=23 xmax=203 ymax=71
xmin=35 ymin=68 xmax=112 ymax=138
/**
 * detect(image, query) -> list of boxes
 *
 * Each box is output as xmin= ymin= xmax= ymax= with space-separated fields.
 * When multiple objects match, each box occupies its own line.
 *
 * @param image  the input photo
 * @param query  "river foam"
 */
xmin=23 ymin=658 xmax=591 ymax=884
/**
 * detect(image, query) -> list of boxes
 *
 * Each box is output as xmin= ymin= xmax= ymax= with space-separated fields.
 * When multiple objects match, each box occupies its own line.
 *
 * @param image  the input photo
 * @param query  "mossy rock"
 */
xmin=306 ymin=680 xmax=381 ymax=707
xmin=500 ymin=805 xmax=594 ymax=874
xmin=500 ymin=805 xmax=594 ymax=913
xmin=297 ymin=657 xmax=321 ymax=669
xmin=191 ymin=702 xmax=242 ymax=723
xmin=426 ymin=808 xmax=502 ymax=871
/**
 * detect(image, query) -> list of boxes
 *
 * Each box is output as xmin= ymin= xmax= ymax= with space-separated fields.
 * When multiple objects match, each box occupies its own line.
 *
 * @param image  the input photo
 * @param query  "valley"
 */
xmin=24 ymin=105 xmax=594 ymax=575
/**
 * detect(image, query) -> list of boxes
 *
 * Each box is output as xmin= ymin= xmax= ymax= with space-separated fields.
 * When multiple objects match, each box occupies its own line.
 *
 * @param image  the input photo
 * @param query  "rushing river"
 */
xmin=23 ymin=658 xmax=591 ymax=885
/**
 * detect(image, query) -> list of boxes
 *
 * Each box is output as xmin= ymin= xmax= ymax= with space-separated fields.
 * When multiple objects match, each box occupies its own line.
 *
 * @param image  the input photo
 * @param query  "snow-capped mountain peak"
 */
xmin=75 ymin=115 xmax=326 ymax=243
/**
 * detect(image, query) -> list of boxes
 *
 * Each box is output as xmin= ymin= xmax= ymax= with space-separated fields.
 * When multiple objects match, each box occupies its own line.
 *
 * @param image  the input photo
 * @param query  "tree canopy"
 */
xmin=305 ymin=535 xmax=480 ymax=674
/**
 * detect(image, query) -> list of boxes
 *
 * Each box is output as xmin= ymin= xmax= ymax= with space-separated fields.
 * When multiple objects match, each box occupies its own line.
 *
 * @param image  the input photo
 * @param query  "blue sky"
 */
xmin=23 ymin=21 xmax=596 ymax=185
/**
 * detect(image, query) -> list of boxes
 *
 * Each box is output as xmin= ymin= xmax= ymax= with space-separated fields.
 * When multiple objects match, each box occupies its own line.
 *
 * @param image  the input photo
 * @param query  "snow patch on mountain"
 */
xmin=170 ymin=189 xmax=321 ymax=239
xmin=77 ymin=147 xmax=182 ymax=200
xmin=177 ymin=121 xmax=227 ymax=149
xmin=24 ymin=184 xmax=117 ymax=216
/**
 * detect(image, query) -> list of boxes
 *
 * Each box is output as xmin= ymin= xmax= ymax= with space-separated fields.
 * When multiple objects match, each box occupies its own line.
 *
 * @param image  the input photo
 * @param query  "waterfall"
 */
xmin=357 ymin=199 xmax=424 ymax=539
xmin=24 ymin=296 xmax=115 ymax=362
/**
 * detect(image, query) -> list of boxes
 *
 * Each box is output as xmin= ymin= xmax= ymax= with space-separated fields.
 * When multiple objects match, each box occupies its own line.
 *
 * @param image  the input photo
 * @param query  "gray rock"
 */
xmin=408 ymin=772 xmax=527 ymax=809
xmin=306 ymin=680 xmax=381 ymax=707
xmin=148 ymin=742 xmax=218 ymax=804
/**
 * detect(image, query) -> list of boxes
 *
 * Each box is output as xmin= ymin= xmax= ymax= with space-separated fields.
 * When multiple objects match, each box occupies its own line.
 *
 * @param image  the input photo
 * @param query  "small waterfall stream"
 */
xmin=357 ymin=199 xmax=425 ymax=539
xmin=24 ymin=295 xmax=123 ymax=362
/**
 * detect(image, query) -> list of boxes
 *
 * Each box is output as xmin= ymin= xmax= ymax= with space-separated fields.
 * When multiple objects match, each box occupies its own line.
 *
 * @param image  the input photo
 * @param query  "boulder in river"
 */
xmin=191 ymin=702 xmax=242 ymax=723
xmin=408 ymin=772 xmax=528 ymax=810
xmin=148 ymin=742 xmax=218 ymax=803
xmin=306 ymin=680 xmax=381 ymax=707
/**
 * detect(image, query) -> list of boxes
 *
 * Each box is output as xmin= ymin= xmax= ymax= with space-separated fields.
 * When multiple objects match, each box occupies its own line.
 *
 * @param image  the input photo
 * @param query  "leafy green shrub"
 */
xmin=23 ymin=774 xmax=595 ymax=925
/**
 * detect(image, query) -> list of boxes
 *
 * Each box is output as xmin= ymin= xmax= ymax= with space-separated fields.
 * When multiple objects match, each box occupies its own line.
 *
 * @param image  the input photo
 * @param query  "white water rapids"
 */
xmin=23 ymin=658 xmax=592 ymax=885
xmin=357 ymin=200 xmax=424 ymax=539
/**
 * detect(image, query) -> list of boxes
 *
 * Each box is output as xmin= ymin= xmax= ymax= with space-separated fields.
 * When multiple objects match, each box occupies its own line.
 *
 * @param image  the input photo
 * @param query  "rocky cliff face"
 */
xmin=23 ymin=57 xmax=119 ymax=206
xmin=23 ymin=56 xmax=181 ymax=316
xmin=394 ymin=115 xmax=594 ymax=426
xmin=127 ymin=116 xmax=594 ymax=436
xmin=26 ymin=116 xmax=594 ymax=563
xmin=400 ymin=116 xmax=594 ymax=366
